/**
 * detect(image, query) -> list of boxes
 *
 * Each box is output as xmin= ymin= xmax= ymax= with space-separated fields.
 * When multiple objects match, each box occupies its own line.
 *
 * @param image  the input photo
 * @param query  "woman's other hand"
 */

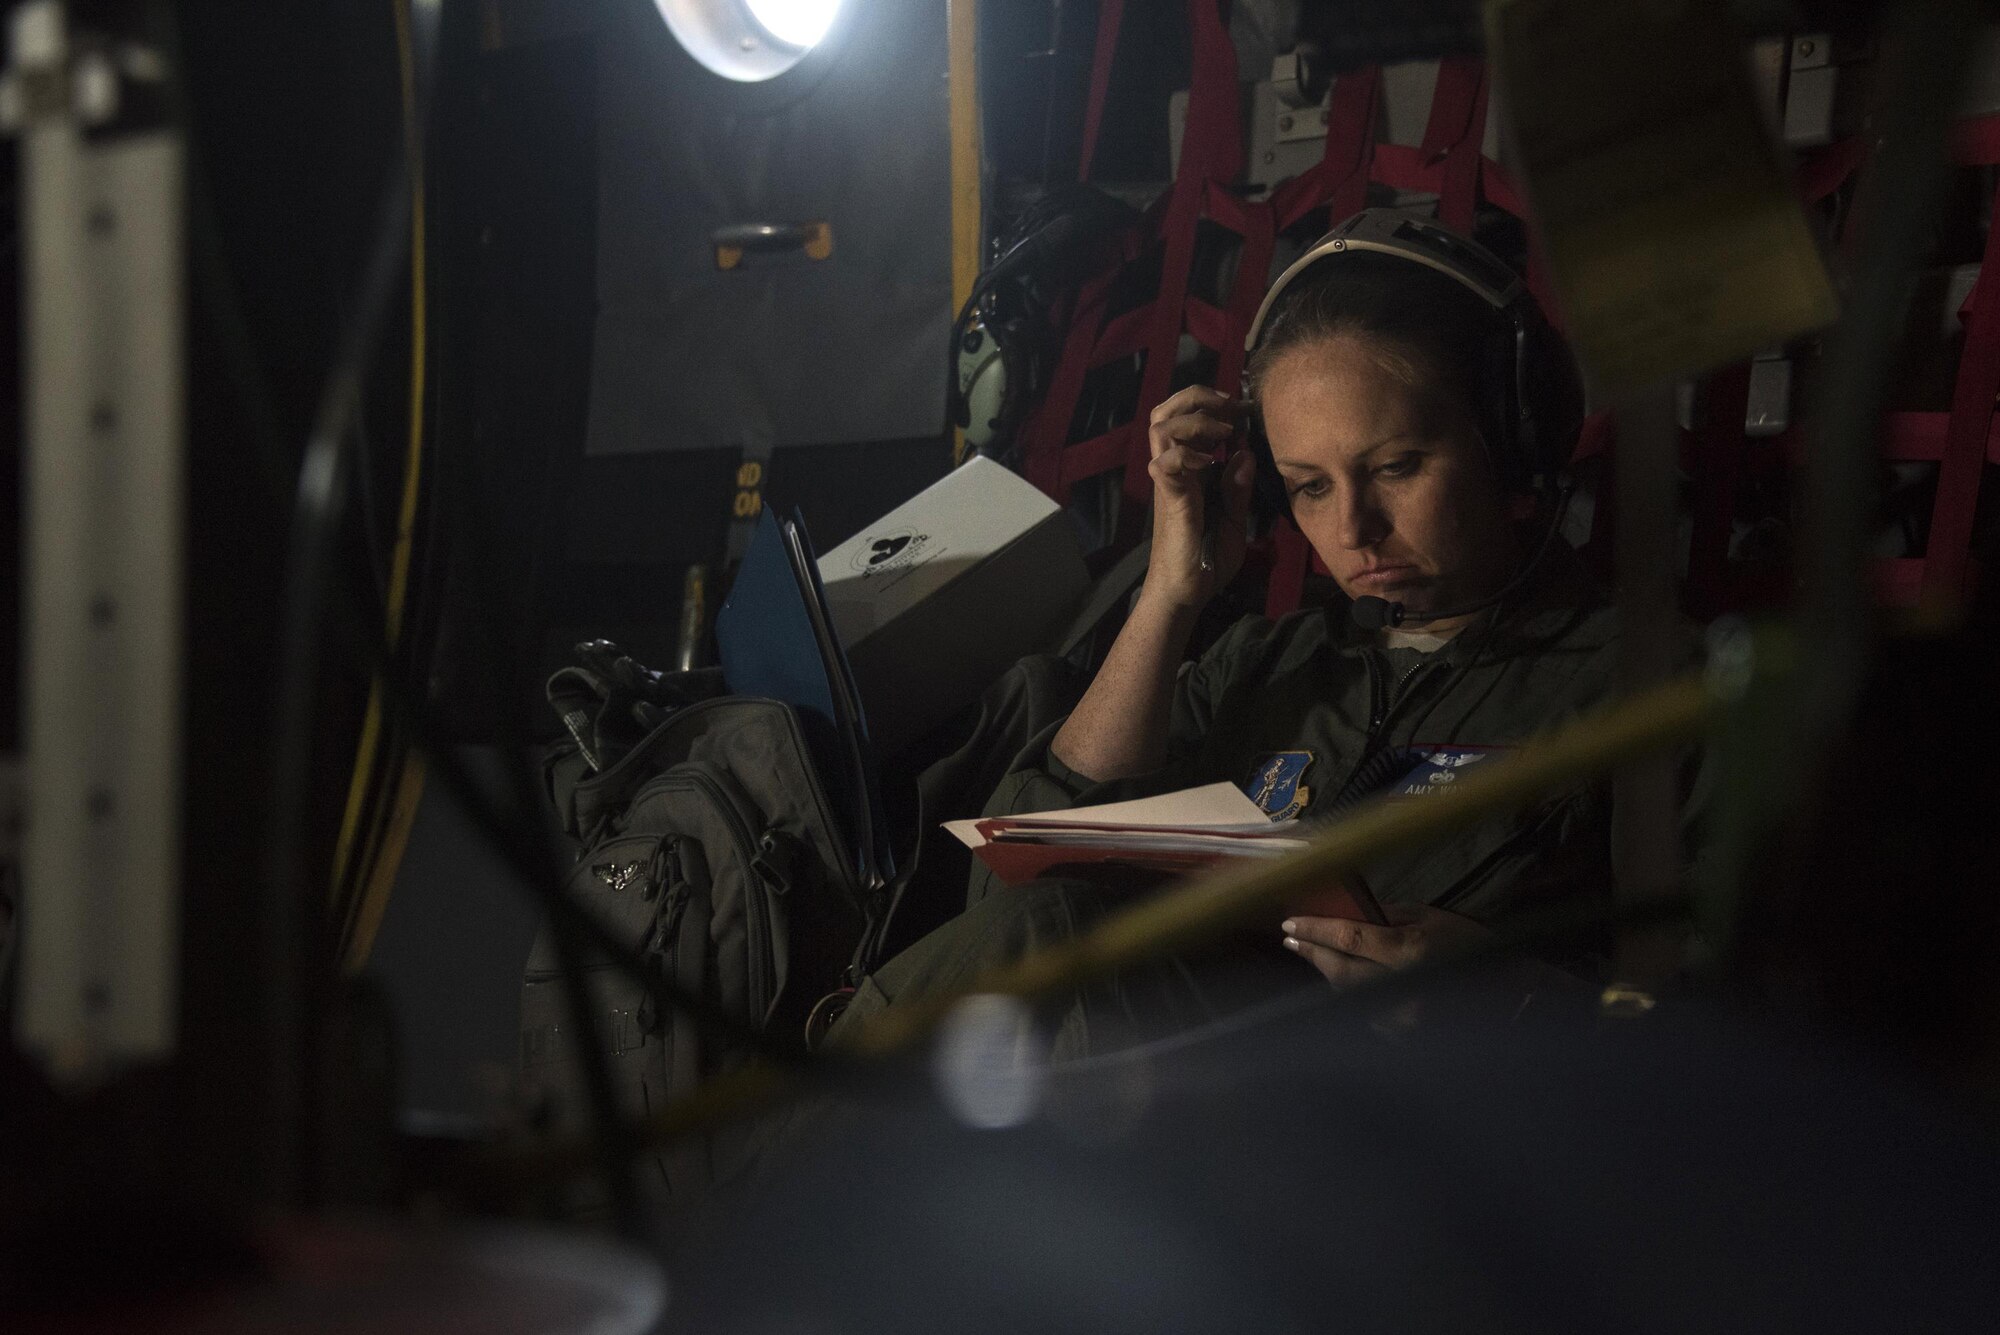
xmin=1280 ymin=905 xmax=1491 ymax=989
xmin=1144 ymin=386 xmax=1257 ymax=612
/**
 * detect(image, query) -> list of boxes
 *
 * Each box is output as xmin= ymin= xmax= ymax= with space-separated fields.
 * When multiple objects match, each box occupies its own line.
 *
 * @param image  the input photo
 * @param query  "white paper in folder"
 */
xmin=817 ymin=458 xmax=1088 ymax=758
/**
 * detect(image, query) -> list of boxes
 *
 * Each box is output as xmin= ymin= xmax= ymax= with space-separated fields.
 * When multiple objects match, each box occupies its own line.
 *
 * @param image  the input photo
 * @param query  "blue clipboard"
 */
xmin=716 ymin=509 xmax=892 ymax=892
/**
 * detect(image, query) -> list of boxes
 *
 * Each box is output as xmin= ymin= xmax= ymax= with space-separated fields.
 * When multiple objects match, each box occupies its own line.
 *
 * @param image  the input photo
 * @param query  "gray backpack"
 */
xmin=519 ymin=648 xmax=886 ymax=1208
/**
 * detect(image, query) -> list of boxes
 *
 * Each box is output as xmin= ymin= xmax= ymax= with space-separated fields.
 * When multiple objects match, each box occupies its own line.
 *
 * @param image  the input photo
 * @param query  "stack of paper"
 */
xmin=946 ymin=783 xmax=1386 ymax=922
xmin=944 ymin=782 xmax=1301 ymax=879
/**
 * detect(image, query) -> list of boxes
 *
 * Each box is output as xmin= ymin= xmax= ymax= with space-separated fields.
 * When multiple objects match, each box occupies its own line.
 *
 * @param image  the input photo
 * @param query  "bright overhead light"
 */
xmin=743 ymin=0 xmax=841 ymax=51
xmin=654 ymin=0 xmax=841 ymax=81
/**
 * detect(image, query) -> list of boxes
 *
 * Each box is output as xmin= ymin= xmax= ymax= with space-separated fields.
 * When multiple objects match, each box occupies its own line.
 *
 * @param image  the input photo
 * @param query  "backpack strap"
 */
xmin=541 ymin=745 xmax=597 ymax=841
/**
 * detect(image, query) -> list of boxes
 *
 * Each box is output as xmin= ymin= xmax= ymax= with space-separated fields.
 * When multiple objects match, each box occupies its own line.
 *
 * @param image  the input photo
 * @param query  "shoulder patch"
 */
xmin=1244 ymin=750 xmax=1315 ymax=820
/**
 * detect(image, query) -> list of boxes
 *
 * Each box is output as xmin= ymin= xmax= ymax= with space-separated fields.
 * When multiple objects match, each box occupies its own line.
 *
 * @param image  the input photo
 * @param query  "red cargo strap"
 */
xmin=1273 ymin=67 xmax=1381 ymax=229
xmin=1951 ymin=112 xmax=2000 ymax=165
xmin=1121 ymin=0 xmax=1245 ymax=501
xmin=1422 ymin=57 xmax=1489 ymax=233
xmin=1023 ymin=269 xmax=1112 ymax=496
xmin=1076 ymin=0 xmax=1125 ymax=184
xmin=1881 ymin=412 xmax=2000 ymax=464
xmin=1796 ymin=136 xmax=1868 ymax=204
xmin=1023 ymin=0 xmax=1251 ymax=503
xmin=1922 ymin=163 xmax=2000 ymax=597
xmin=1206 ymin=182 xmax=1277 ymax=396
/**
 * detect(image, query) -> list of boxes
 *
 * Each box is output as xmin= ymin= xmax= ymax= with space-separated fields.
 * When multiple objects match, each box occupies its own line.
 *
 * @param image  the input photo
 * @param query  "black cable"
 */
xmin=346 ymin=391 xmax=394 ymax=613
xmin=948 ymin=187 xmax=1139 ymax=448
xmin=1327 ymin=490 xmax=1569 ymax=816
xmin=410 ymin=2 xmax=648 ymax=1237
xmin=162 ymin=0 xmax=785 ymax=1229
xmin=327 ymin=399 xmax=397 ymax=956
xmin=438 ymin=416 xmax=663 ymax=1234
xmin=273 ymin=62 xmax=652 ymax=1239
xmin=1400 ymin=484 xmax=1579 ymax=747
xmin=159 ymin=0 xmax=379 ymax=1199
xmin=264 ymin=166 xmax=413 ymax=1205
xmin=170 ymin=21 xmax=799 ymax=1077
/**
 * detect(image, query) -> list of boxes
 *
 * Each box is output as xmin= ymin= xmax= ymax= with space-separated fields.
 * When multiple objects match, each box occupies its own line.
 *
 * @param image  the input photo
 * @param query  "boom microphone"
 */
xmin=1349 ymin=590 xmax=1495 ymax=631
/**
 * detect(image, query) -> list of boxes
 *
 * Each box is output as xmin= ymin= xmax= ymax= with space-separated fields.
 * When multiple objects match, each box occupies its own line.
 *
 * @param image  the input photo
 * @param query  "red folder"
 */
xmin=970 ymin=839 xmax=1387 ymax=924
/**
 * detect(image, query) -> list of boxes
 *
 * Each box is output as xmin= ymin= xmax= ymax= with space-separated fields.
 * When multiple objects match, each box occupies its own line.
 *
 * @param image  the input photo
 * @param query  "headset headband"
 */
xmin=1244 ymin=209 xmax=1527 ymax=351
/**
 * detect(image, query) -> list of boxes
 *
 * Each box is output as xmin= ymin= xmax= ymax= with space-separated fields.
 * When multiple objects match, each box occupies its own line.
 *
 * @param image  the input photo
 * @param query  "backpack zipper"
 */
xmin=759 ymin=702 xmax=881 ymax=907
xmin=634 ymin=767 xmax=777 ymax=1024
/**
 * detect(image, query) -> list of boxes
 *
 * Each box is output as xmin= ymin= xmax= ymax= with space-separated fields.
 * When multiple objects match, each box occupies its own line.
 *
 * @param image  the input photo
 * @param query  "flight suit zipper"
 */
xmin=1328 ymin=652 xmax=1440 ymax=811
xmin=1369 ymin=654 xmax=1434 ymax=734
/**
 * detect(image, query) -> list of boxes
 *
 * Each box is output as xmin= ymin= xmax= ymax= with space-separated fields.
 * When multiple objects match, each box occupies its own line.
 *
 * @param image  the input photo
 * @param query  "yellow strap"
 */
xmin=948 ymin=0 xmax=982 ymax=465
xmin=333 ymin=0 xmax=428 ymax=968
xmin=345 ymin=752 xmax=429 ymax=968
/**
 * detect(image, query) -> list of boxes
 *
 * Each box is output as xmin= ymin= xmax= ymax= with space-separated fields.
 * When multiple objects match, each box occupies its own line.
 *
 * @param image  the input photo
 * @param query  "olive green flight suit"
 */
xmin=835 ymin=548 xmax=1710 ymax=1054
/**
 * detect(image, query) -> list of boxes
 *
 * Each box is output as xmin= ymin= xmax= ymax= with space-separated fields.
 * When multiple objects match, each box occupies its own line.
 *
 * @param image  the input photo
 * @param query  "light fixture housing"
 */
xmin=654 ymin=0 xmax=845 ymax=82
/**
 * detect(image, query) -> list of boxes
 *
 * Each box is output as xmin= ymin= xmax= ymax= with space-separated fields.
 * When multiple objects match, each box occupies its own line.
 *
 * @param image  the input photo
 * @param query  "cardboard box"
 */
xmin=818 ymin=457 xmax=1088 ymax=759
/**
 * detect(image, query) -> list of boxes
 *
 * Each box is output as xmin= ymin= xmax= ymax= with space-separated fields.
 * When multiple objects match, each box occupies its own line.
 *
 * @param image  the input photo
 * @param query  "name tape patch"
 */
xmin=1393 ymin=745 xmax=1506 ymax=797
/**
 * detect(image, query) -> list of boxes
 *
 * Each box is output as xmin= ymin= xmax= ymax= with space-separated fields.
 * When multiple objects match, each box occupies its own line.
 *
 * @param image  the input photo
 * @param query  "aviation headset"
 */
xmin=1242 ymin=208 xmax=1584 ymax=503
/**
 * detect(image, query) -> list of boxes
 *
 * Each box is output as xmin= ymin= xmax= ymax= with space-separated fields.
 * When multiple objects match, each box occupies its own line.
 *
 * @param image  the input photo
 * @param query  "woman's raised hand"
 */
xmin=1144 ymin=386 xmax=1257 ymax=612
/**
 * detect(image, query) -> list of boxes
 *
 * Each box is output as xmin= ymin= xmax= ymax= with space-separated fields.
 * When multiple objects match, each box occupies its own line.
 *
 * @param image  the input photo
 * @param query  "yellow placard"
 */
xmin=1486 ymin=0 xmax=1838 ymax=395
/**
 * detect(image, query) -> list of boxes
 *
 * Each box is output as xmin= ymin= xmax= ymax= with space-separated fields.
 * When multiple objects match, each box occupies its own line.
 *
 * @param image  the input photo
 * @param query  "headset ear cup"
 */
xmin=1488 ymin=315 xmax=1530 ymax=491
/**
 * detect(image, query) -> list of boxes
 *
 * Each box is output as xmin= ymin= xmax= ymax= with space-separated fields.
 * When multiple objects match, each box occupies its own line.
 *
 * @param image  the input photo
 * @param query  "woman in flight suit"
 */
xmin=836 ymin=211 xmax=1707 ymax=1052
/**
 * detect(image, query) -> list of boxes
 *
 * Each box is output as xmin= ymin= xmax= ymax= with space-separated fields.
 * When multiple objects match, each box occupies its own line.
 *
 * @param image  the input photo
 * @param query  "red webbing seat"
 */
xmin=1028 ymin=14 xmax=2000 ymax=618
